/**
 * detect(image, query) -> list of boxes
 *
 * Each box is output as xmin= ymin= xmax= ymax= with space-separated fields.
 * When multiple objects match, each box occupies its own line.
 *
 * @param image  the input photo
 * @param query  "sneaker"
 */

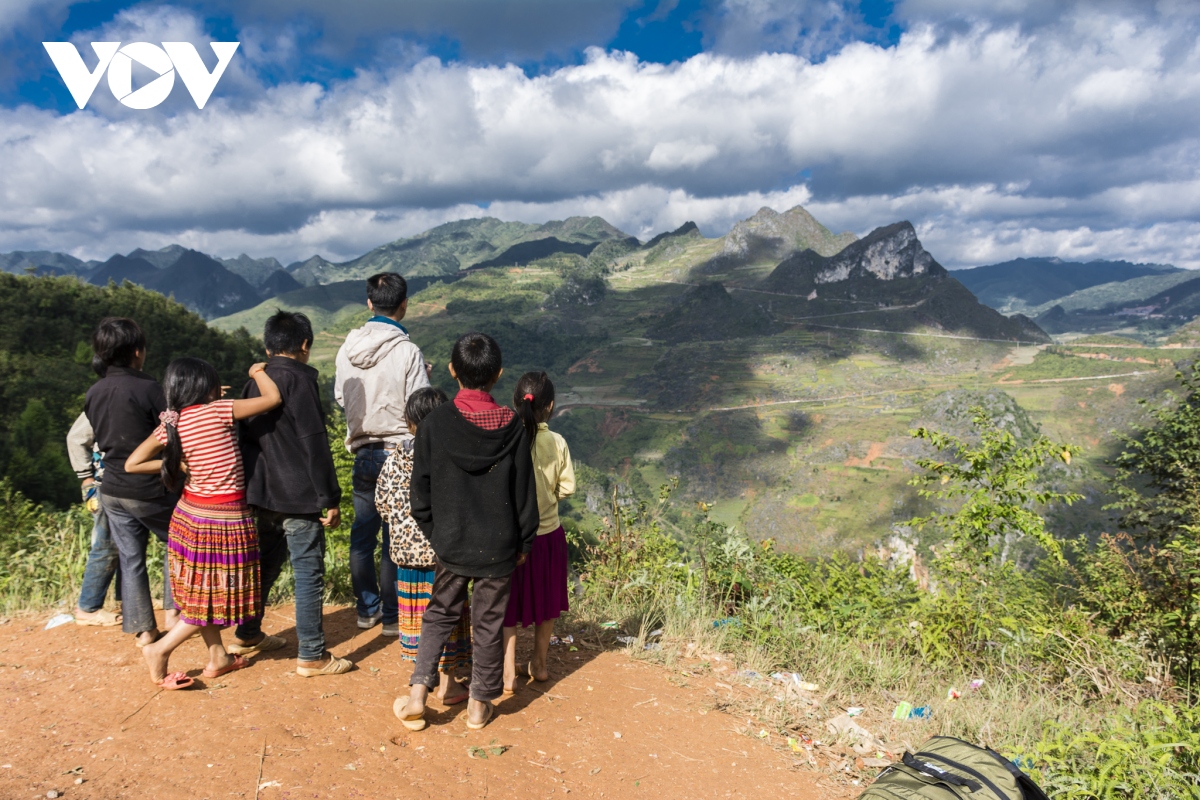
xmin=357 ymin=611 xmax=383 ymax=630
xmin=381 ymin=622 xmax=400 ymax=637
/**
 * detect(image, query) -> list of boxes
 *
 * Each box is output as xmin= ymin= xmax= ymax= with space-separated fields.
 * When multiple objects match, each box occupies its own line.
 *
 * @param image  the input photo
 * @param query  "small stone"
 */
xmin=74 ymin=778 xmax=84 ymax=785
xmin=613 ymin=732 xmax=621 ymax=739
xmin=47 ymin=791 xmax=60 ymax=799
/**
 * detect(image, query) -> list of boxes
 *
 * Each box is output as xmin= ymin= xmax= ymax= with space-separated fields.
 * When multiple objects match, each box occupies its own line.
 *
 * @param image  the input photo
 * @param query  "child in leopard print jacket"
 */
xmin=375 ymin=386 xmax=471 ymax=705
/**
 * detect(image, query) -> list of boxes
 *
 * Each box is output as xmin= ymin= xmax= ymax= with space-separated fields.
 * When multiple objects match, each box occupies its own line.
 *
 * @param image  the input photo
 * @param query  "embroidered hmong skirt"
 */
xmin=397 ymin=566 xmax=472 ymax=672
xmin=168 ymin=497 xmax=261 ymax=627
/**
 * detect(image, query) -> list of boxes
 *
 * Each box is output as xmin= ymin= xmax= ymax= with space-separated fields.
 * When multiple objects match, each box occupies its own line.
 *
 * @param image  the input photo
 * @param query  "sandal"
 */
xmin=466 ymin=701 xmax=495 ymax=731
xmin=202 ymin=654 xmax=250 ymax=679
xmin=520 ymin=661 xmax=549 ymax=682
xmin=295 ymin=654 xmax=352 ymax=678
xmin=157 ymin=671 xmax=194 ymax=690
xmin=437 ymin=687 xmax=470 ymax=706
xmin=75 ymin=609 xmax=121 ymax=627
xmin=393 ymin=697 xmax=427 ymax=731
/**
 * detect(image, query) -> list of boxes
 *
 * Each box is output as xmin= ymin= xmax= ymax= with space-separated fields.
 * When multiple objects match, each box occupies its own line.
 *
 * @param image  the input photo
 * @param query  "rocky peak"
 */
xmin=814 ymin=222 xmax=942 ymax=284
xmin=721 ymin=205 xmax=857 ymax=261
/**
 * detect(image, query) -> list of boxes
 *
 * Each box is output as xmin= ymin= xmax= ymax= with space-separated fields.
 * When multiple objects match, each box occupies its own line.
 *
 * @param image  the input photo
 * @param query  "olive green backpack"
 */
xmin=859 ymin=736 xmax=1049 ymax=800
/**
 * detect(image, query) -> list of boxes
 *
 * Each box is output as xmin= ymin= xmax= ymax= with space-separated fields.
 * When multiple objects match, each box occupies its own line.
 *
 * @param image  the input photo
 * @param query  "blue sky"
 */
xmin=2 ymin=0 xmax=1199 ymax=268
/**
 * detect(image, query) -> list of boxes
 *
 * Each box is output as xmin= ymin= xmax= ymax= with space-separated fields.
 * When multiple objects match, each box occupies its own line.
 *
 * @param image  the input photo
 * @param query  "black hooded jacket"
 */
xmin=409 ymin=402 xmax=539 ymax=578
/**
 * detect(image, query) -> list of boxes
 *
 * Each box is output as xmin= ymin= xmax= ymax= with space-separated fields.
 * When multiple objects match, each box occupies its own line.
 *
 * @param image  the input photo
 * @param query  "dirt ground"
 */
xmin=0 ymin=605 xmax=856 ymax=800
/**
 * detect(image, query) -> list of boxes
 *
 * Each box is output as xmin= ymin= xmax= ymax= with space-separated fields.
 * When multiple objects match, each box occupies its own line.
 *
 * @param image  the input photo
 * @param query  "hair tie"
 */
xmin=159 ymin=410 xmax=180 ymax=428
xmin=523 ymin=393 xmax=535 ymax=402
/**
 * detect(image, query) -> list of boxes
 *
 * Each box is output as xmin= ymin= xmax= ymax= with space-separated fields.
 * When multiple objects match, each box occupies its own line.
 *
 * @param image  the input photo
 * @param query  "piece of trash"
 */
xmin=787 ymin=737 xmax=803 ymax=753
xmin=616 ymin=636 xmax=636 ymax=645
xmin=846 ymin=707 xmax=864 ymax=717
xmin=862 ymin=757 xmax=891 ymax=768
xmin=712 ymin=617 xmax=740 ymax=628
xmin=569 ymin=646 xmax=578 ymax=652
xmin=826 ymin=714 xmax=888 ymax=756
xmin=550 ymin=634 xmax=575 ymax=646
xmin=969 ymin=679 xmax=985 ymax=691
xmin=590 ymin=767 xmax=602 ymax=775
xmin=600 ymin=621 xmax=618 ymax=629
xmin=644 ymin=643 xmax=662 ymax=651
xmin=892 ymin=702 xmax=913 ymax=720
xmin=799 ymin=681 xmax=819 ymax=692
xmin=344 ymin=764 xmax=356 ymax=771
xmin=258 ymin=781 xmax=282 ymax=789
xmin=613 ymin=732 xmax=622 ymax=739
xmin=1011 ymin=756 xmax=1035 ymax=770
xmin=757 ymin=729 xmax=769 ymax=739
xmin=647 ymin=629 xmax=663 ymax=638
xmin=44 ymin=614 xmax=73 ymax=630
xmin=947 ymin=687 xmax=961 ymax=701
xmin=738 ymin=670 xmax=760 ymax=679
xmin=910 ymin=706 xmax=932 ymax=719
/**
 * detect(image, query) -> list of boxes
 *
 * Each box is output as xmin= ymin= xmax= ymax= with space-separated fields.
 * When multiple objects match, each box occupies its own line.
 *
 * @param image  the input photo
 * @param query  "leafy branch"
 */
xmin=907 ymin=405 xmax=1080 ymax=564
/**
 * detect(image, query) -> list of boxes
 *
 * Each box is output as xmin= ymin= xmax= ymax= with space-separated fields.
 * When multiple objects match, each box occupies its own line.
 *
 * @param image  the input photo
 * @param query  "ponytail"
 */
xmin=513 ymin=371 xmax=555 ymax=447
xmin=160 ymin=417 xmax=186 ymax=493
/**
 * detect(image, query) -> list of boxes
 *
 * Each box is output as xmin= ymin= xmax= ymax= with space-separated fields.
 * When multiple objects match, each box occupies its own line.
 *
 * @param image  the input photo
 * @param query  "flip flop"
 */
xmin=393 ymin=697 xmax=427 ymax=731
xmin=521 ymin=661 xmax=549 ymax=682
xmin=202 ymin=654 xmax=250 ymax=679
xmin=74 ymin=609 xmax=121 ymax=627
xmin=466 ymin=701 xmax=495 ymax=731
xmin=157 ymin=671 xmax=194 ymax=690
xmin=296 ymin=654 xmax=352 ymax=678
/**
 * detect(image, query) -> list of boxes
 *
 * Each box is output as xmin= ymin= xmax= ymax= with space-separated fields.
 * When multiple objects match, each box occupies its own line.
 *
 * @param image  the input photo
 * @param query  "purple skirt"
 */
xmin=504 ymin=526 xmax=570 ymax=628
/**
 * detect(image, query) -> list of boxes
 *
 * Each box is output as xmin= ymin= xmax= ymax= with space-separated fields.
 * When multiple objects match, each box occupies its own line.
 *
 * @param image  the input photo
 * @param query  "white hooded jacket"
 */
xmin=334 ymin=320 xmax=431 ymax=452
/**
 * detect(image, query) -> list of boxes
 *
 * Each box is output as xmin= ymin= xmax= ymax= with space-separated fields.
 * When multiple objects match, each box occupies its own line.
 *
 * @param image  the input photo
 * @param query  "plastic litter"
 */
xmin=44 ymin=613 xmax=73 ymax=630
xmin=757 ymin=729 xmax=769 ymax=739
xmin=647 ymin=628 xmax=663 ymax=638
xmin=969 ymin=678 xmax=985 ymax=691
xmin=846 ymin=707 xmax=864 ymax=717
xmin=737 ymin=669 xmax=760 ymax=679
xmin=1011 ymin=756 xmax=1035 ymax=770
xmin=826 ymin=714 xmax=888 ymax=756
xmin=892 ymin=702 xmax=913 ymax=720
xmin=549 ymin=635 xmax=574 ymax=646
xmin=910 ymin=705 xmax=932 ymax=719
xmin=600 ymin=621 xmax=619 ymax=629
xmin=643 ymin=643 xmax=662 ymax=651
xmin=947 ymin=687 xmax=961 ymax=701
xmin=712 ymin=617 xmax=740 ymax=628
xmin=616 ymin=636 xmax=636 ymax=645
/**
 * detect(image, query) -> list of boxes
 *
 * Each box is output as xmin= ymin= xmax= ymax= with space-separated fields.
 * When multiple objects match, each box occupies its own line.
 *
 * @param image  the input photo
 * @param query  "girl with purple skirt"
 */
xmin=502 ymin=372 xmax=576 ymax=692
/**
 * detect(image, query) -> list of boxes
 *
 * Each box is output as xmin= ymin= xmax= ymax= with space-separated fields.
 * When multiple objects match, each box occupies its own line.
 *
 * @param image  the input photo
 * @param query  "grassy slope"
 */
xmin=286 ymin=231 xmax=1190 ymax=562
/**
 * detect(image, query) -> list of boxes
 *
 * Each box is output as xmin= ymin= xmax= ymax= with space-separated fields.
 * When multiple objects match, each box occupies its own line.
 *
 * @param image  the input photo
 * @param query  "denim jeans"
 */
xmin=76 ymin=487 xmax=121 ymax=612
xmin=350 ymin=447 xmax=398 ymax=623
xmin=101 ymin=493 xmax=175 ymax=636
xmin=235 ymin=511 xmax=327 ymax=661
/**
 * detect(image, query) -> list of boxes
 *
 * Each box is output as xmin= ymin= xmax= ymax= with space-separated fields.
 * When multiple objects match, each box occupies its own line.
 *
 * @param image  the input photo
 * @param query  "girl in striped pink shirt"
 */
xmin=126 ymin=357 xmax=281 ymax=689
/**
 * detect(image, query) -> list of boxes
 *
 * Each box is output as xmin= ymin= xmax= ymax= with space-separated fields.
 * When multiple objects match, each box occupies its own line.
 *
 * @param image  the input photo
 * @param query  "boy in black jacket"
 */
xmin=398 ymin=332 xmax=538 ymax=731
xmin=233 ymin=311 xmax=351 ymax=678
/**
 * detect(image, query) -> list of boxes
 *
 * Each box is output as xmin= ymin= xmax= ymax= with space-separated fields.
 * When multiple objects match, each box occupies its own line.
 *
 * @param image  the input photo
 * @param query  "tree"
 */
xmin=907 ymin=405 xmax=1080 ymax=565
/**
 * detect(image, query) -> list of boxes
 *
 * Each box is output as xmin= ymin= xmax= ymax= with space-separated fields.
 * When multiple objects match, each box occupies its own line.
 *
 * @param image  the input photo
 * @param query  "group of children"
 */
xmin=73 ymin=271 xmax=575 ymax=730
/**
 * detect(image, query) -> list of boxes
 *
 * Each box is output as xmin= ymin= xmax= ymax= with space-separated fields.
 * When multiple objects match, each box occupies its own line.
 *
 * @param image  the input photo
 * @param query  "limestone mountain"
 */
xmin=128 ymin=245 xmax=189 ymax=270
xmin=718 ymin=206 xmax=857 ymax=265
xmin=90 ymin=249 xmax=261 ymax=319
xmin=288 ymin=215 xmax=637 ymax=285
xmin=762 ymin=222 xmax=1051 ymax=343
xmin=0 ymin=251 xmax=90 ymax=276
xmin=218 ymin=254 xmax=287 ymax=287
xmin=646 ymin=281 xmax=783 ymax=343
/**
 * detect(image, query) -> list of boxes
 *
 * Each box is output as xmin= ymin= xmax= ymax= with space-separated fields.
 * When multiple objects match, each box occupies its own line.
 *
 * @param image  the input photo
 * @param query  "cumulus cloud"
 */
xmin=3 ymin=3 xmax=1200 ymax=270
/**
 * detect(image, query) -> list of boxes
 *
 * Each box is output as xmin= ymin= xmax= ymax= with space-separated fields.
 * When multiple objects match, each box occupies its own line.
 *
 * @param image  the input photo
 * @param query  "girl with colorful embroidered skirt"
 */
xmin=375 ymin=386 xmax=472 ymax=708
xmin=502 ymin=372 xmax=575 ymax=692
xmin=126 ymin=357 xmax=282 ymax=690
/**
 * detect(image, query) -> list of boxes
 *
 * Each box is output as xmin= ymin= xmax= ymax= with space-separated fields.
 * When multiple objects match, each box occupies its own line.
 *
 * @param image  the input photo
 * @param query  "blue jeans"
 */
xmin=350 ymin=447 xmax=397 ymax=623
xmin=101 ymin=493 xmax=175 ymax=636
xmin=76 ymin=488 xmax=121 ymax=612
xmin=235 ymin=511 xmax=327 ymax=661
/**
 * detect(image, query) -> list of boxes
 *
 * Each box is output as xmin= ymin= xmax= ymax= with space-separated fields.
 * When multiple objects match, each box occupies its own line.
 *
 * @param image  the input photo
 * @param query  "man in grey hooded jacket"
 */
xmin=334 ymin=273 xmax=431 ymax=634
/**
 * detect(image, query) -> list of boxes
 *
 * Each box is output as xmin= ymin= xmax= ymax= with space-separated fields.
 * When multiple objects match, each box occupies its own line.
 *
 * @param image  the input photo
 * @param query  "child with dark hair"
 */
xmin=335 ymin=272 xmax=432 ymax=636
xmin=84 ymin=317 xmax=177 ymax=646
xmin=397 ymin=332 xmax=539 ymax=731
xmin=502 ymin=371 xmax=575 ymax=691
xmin=375 ymin=386 xmax=471 ymax=707
xmin=233 ymin=310 xmax=350 ymax=677
xmin=125 ymin=357 xmax=281 ymax=689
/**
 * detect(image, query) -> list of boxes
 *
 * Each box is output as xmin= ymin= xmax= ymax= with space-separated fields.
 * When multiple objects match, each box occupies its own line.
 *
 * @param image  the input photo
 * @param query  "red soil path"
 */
xmin=0 ymin=605 xmax=851 ymax=800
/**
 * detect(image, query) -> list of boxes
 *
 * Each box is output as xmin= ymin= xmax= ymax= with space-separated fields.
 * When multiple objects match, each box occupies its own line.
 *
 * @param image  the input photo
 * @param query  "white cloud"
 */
xmin=3 ymin=4 xmax=1200 ymax=270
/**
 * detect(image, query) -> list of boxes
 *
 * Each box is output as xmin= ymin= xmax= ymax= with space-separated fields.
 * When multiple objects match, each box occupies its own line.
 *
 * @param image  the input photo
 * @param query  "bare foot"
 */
xmin=403 ymin=686 xmax=428 ymax=719
xmin=142 ymin=641 xmax=169 ymax=683
xmin=135 ymin=629 xmax=160 ymax=647
xmin=530 ymin=660 xmax=549 ymax=682
xmin=163 ymin=610 xmax=181 ymax=630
